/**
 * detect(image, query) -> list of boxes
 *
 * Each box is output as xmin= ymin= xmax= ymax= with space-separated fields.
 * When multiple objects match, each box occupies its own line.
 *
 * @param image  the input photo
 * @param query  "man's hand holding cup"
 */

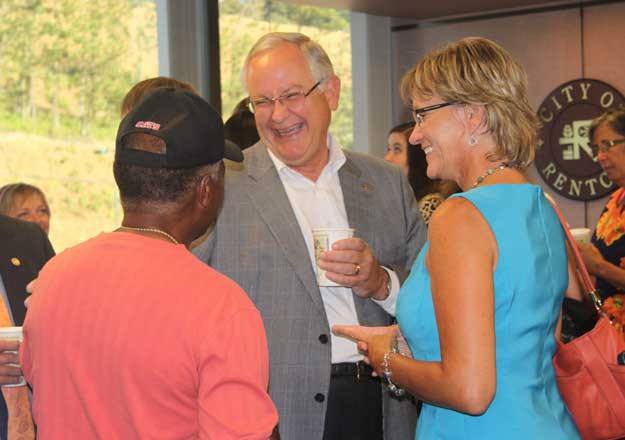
xmin=0 ymin=327 xmax=26 ymax=387
xmin=314 ymin=228 xmax=390 ymax=300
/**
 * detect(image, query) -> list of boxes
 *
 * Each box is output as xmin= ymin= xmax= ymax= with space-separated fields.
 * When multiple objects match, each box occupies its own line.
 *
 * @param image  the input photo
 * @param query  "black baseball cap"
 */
xmin=115 ymin=87 xmax=243 ymax=168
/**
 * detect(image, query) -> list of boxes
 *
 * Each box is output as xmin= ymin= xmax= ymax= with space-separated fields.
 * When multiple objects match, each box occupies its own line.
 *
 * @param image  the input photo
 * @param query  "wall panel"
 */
xmin=582 ymin=2 xmax=625 ymax=224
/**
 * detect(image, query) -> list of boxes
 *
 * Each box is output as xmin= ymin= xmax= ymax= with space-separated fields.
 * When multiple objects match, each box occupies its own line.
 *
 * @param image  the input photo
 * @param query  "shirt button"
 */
xmin=318 ymin=334 xmax=329 ymax=344
xmin=314 ymin=393 xmax=325 ymax=402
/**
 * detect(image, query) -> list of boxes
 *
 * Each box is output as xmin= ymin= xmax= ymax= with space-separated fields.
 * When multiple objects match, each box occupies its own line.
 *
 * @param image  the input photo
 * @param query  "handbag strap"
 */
xmin=546 ymin=196 xmax=603 ymax=313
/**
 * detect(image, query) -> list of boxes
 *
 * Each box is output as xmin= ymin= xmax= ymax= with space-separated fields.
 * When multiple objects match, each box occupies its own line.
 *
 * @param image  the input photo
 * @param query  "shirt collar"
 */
xmin=267 ymin=133 xmax=346 ymax=178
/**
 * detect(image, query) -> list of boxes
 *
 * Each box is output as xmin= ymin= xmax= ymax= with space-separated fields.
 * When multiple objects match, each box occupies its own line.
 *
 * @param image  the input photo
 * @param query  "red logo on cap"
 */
xmin=135 ymin=121 xmax=161 ymax=130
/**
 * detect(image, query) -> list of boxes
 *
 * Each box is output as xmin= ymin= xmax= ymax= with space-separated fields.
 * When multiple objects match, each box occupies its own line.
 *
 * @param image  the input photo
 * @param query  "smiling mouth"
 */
xmin=423 ymin=146 xmax=433 ymax=155
xmin=273 ymin=123 xmax=304 ymax=138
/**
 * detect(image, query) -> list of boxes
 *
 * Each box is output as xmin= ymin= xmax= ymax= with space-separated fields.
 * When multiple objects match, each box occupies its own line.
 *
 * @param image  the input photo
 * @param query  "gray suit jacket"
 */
xmin=194 ymin=142 xmax=426 ymax=440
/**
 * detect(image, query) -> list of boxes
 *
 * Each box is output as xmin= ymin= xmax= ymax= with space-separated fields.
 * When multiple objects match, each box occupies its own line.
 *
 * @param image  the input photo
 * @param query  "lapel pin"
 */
xmin=11 ymin=257 xmax=21 ymax=267
xmin=361 ymin=183 xmax=372 ymax=192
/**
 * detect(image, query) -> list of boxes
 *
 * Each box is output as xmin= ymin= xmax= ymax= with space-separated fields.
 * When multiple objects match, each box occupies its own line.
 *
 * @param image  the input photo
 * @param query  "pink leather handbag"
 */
xmin=550 ymin=200 xmax=625 ymax=440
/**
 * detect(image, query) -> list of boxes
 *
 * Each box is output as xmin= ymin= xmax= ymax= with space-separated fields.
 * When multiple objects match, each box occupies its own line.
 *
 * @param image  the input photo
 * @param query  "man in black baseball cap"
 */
xmin=116 ymin=86 xmax=243 ymax=168
xmin=21 ymin=86 xmax=278 ymax=438
xmin=111 ymin=86 xmax=242 ymax=246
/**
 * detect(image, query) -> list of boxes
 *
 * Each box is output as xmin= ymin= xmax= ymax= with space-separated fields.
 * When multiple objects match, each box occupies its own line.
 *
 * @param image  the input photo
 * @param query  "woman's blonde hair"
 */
xmin=400 ymin=37 xmax=539 ymax=168
xmin=0 ymin=183 xmax=50 ymax=216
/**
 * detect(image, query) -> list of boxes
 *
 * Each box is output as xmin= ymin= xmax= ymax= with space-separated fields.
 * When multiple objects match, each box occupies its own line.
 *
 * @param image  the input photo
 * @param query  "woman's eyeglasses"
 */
xmin=590 ymin=138 xmax=625 ymax=156
xmin=412 ymin=101 xmax=458 ymax=127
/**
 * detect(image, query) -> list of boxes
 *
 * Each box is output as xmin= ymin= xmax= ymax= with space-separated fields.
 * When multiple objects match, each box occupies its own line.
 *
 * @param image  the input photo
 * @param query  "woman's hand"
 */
xmin=578 ymin=242 xmax=606 ymax=275
xmin=337 ymin=197 xmax=498 ymax=415
xmin=332 ymin=324 xmax=398 ymax=374
xmin=578 ymin=242 xmax=625 ymax=291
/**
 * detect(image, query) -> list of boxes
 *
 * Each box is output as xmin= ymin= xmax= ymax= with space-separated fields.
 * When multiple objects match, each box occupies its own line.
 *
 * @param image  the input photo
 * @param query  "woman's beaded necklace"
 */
xmin=471 ymin=163 xmax=509 ymax=189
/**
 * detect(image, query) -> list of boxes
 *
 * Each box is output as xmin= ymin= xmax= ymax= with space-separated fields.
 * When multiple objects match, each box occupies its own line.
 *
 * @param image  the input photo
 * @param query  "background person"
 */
xmin=0 ymin=214 xmax=54 ymax=439
xmin=334 ymin=37 xmax=580 ymax=440
xmin=385 ymin=123 xmax=457 ymax=225
xmin=119 ymin=76 xmax=196 ymax=117
xmin=21 ymin=88 xmax=277 ymax=439
xmin=0 ymin=183 xmax=51 ymax=235
xmin=384 ymin=122 xmax=412 ymax=175
xmin=195 ymin=32 xmax=425 ymax=440
xmin=224 ymin=97 xmax=260 ymax=151
xmin=578 ymin=109 xmax=625 ymax=333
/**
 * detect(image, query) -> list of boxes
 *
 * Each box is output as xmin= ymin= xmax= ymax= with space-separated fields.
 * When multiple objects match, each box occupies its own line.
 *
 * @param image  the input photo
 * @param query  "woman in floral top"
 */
xmin=579 ymin=109 xmax=625 ymax=334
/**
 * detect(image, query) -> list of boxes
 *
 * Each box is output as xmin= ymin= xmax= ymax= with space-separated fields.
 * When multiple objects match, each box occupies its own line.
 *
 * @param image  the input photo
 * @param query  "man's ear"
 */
xmin=196 ymin=174 xmax=214 ymax=209
xmin=196 ymin=164 xmax=225 ymax=209
xmin=323 ymin=75 xmax=341 ymax=111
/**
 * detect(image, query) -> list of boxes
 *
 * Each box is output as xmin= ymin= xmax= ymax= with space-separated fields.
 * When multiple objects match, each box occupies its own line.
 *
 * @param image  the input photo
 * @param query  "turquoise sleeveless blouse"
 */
xmin=396 ymin=184 xmax=579 ymax=440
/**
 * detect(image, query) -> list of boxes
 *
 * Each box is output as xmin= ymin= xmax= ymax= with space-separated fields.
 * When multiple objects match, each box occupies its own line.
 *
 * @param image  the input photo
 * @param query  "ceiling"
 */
xmin=282 ymin=0 xmax=598 ymax=21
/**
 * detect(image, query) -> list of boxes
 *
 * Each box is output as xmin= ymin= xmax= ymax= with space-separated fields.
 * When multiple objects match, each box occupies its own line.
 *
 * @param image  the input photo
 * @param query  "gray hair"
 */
xmin=589 ymin=109 xmax=625 ymax=141
xmin=241 ymin=32 xmax=334 ymax=92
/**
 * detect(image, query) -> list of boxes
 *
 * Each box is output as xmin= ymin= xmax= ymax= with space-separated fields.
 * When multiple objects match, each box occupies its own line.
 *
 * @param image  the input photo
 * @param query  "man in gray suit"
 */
xmin=195 ymin=32 xmax=426 ymax=440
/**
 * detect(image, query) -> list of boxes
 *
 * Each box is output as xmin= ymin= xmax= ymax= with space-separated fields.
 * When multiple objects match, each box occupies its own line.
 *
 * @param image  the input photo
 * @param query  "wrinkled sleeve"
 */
xmin=371 ymin=267 xmax=401 ymax=316
xmin=197 ymin=306 xmax=278 ymax=439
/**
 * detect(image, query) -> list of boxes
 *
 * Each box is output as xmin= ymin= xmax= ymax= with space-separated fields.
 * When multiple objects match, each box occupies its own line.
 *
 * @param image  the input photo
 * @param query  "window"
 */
xmin=0 ymin=0 xmax=159 ymax=251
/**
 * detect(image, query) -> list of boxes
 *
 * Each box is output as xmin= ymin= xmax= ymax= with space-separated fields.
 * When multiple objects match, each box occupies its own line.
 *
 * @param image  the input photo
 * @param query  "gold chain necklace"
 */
xmin=118 ymin=226 xmax=179 ymax=245
xmin=471 ymin=163 xmax=509 ymax=189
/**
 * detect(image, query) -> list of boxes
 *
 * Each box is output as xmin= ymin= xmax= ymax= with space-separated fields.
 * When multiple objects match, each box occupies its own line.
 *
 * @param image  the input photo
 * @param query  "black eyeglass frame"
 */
xmin=248 ymin=80 xmax=323 ymax=114
xmin=590 ymin=138 xmax=625 ymax=156
xmin=412 ymin=101 xmax=459 ymax=126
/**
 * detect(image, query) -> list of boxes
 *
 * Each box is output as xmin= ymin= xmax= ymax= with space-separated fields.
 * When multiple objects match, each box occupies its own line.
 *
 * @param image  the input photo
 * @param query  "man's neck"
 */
xmin=291 ymin=155 xmax=329 ymax=181
xmin=277 ymin=143 xmax=331 ymax=182
xmin=120 ymin=211 xmax=191 ymax=247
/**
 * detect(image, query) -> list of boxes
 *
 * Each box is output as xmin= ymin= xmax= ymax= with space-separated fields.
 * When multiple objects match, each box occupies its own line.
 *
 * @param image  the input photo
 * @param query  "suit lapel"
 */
xmin=340 ymin=153 xmax=376 ymax=242
xmin=245 ymin=145 xmax=324 ymax=310
xmin=339 ymin=152 xmax=378 ymax=320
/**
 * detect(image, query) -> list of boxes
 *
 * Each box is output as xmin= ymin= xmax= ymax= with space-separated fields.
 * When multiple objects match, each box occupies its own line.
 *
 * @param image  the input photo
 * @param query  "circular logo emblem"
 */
xmin=535 ymin=79 xmax=625 ymax=200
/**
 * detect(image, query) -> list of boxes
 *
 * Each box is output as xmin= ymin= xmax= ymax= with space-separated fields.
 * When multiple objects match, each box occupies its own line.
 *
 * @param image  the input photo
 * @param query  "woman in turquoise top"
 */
xmin=334 ymin=37 xmax=580 ymax=439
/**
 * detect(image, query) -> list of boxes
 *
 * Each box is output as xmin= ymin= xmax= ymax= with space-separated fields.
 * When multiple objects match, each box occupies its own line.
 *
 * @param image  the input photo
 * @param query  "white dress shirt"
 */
xmin=267 ymin=135 xmax=400 ymax=363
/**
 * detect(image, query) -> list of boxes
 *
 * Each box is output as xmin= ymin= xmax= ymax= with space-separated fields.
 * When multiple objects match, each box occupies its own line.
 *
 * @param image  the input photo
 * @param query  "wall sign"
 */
xmin=535 ymin=79 xmax=625 ymax=201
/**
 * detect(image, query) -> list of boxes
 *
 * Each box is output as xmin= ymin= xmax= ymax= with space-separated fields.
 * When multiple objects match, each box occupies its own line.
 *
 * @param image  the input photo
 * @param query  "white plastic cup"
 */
xmin=570 ymin=228 xmax=592 ymax=244
xmin=312 ymin=228 xmax=355 ymax=287
xmin=0 ymin=326 xmax=25 ymax=387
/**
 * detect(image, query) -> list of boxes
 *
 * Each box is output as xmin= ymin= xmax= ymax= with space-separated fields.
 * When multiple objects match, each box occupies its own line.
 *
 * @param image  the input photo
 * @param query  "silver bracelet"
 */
xmin=381 ymin=348 xmax=405 ymax=397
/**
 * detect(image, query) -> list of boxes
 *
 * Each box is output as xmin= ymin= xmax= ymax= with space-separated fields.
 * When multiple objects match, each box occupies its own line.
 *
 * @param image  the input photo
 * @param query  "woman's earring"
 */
xmin=469 ymin=136 xmax=477 ymax=147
